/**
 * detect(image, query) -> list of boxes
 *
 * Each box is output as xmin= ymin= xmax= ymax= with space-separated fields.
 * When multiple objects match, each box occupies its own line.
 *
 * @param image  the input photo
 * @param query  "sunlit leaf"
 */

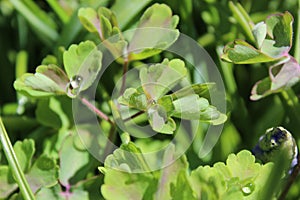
xmin=221 ymin=40 xmax=275 ymax=64
xmin=13 ymin=139 xmax=35 ymax=173
xmin=140 ymin=59 xmax=187 ymax=100
xmin=63 ymin=40 xmax=103 ymax=92
xmin=147 ymin=104 xmax=176 ymax=134
xmin=127 ymin=3 xmax=179 ymax=61
xmin=14 ymin=64 xmax=68 ymax=97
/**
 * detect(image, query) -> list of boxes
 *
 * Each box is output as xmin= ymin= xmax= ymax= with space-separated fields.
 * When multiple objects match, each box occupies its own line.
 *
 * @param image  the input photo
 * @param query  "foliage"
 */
xmin=0 ymin=0 xmax=300 ymax=200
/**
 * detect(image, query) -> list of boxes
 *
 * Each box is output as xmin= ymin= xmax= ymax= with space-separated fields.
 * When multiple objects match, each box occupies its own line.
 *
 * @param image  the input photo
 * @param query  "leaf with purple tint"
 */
xmin=222 ymin=12 xmax=294 ymax=64
xmin=251 ymin=57 xmax=300 ymax=100
xmin=14 ymin=64 xmax=69 ymax=97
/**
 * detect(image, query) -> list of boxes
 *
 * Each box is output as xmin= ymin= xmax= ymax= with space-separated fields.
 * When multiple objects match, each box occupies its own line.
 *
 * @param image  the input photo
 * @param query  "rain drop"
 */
xmin=66 ymin=75 xmax=83 ymax=98
xmin=241 ymin=183 xmax=255 ymax=196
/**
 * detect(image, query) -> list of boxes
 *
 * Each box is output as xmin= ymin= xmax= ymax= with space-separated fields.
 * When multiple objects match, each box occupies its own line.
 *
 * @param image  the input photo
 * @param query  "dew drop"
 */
xmin=66 ymin=75 xmax=83 ymax=98
xmin=242 ymin=183 xmax=255 ymax=196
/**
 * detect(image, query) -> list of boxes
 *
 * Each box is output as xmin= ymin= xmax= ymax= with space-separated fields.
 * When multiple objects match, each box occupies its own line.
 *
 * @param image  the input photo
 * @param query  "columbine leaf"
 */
xmin=140 ymin=59 xmax=187 ymax=100
xmin=250 ymin=57 xmax=300 ymax=100
xmin=0 ymin=166 xmax=18 ymax=199
xmin=252 ymin=22 xmax=267 ymax=49
xmin=190 ymin=150 xmax=273 ymax=200
xmin=101 ymin=142 xmax=156 ymax=199
xmin=104 ymin=142 xmax=151 ymax=173
xmin=171 ymin=94 xmax=227 ymax=125
xmin=127 ymin=3 xmax=179 ymax=61
xmin=155 ymin=145 xmax=191 ymax=200
xmin=25 ymin=155 xmax=59 ymax=193
xmin=63 ymin=40 xmax=103 ymax=92
xmin=78 ymin=8 xmax=99 ymax=33
xmin=118 ymin=87 xmax=148 ymax=110
xmin=14 ymin=64 xmax=69 ymax=97
xmin=221 ymin=40 xmax=275 ymax=64
xmin=78 ymin=7 xmax=127 ymax=62
xmin=59 ymin=135 xmax=90 ymax=186
xmin=147 ymin=104 xmax=176 ymax=134
xmin=265 ymin=11 xmax=293 ymax=49
xmin=13 ymin=139 xmax=35 ymax=173
xmin=170 ymin=170 xmax=196 ymax=200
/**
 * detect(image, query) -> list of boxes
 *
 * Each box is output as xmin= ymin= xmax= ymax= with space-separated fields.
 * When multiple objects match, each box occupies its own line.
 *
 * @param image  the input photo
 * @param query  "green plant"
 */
xmin=1 ymin=0 xmax=300 ymax=199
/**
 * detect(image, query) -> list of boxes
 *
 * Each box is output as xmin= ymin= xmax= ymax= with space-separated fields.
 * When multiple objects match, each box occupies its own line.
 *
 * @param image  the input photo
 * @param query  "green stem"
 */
xmin=0 ymin=118 xmax=35 ymax=200
xmin=9 ymin=0 xmax=58 ymax=43
xmin=280 ymin=89 xmax=300 ymax=124
xmin=295 ymin=0 xmax=300 ymax=62
xmin=46 ymin=0 xmax=70 ymax=24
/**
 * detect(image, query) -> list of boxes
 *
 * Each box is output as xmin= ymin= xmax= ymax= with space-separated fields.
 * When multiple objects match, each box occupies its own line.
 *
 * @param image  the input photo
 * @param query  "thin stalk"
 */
xmin=279 ymin=155 xmax=300 ymax=200
xmin=102 ymin=125 xmax=117 ymax=158
xmin=80 ymin=97 xmax=114 ymax=125
xmin=0 ymin=118 xmax=35 ymax=200
xmin=120 ymin=59 xmax=129 ymax=95
xmin=124 ymin=110 xmax=145 ymax=122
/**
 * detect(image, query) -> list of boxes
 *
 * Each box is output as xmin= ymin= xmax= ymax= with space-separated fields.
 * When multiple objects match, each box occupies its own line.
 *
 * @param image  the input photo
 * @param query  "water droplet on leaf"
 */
xmin=241 ymin=183 xmax=255 ymax=196
xmin=66 ymin=75 xmax=83 ymax=98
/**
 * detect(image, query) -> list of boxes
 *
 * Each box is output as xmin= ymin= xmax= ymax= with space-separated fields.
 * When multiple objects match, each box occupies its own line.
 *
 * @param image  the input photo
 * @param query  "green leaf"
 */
xmin=170 ymin=170 xmax=196 ymax=200
xmin=36 ymin=184 xmax=64 ymax=200
xmin=25 ymin=155 xmax=59 ymax=193
xmin=190 ymin=150 xmax=273 ymax=200
xmin=78 ymin=8 xmax=99 ymax=33
xmin=13 ymin=139 xmax=35 ymax=173
xmin=250 ymin=57 xmax=300 ymax=100
xmin=221 ymin=40 xmax=275 ymax=64
xmin=63 ymin=40 xmax=103 ymax=92
xmin=118 ymin=87 xmax=148 ymax=110
xmin=104 ymin=142 xmax=151 ymax=173
xmin=252 ymin=22 xmax=267 ymax=48
xmin=147 ymin=104 xmax=176 ymax=134
xmin=0 ymin=166 xmax=18 ymax=199
xmin=14 ymin=64 xmax=69 ymax=98
xmin=128 ymin=4 xmax=179 ymax=61
xmin=59 ymin=135 xmax=90 ymax=186
xmin=265 ymin=11 xmax=293 ymax=49
xmin=111 ymin=0 xmax=153 ymax=29
xmin=78 ymin=7 xmax=127 ymax=62
xmin=155 ymin=145 xmax=191 ymax=200
xmin=36 ymin=99 xmax=62 ymax=129
xmin=101 ymin=167 xmax=155 ymax=200
xmin=140 ymin=59 xmax=187 ymax=100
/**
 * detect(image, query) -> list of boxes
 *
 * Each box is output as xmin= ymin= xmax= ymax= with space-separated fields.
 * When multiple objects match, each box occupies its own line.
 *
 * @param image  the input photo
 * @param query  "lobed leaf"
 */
xmin=14 ymin=64 xmax=69 ymax=98
xmin=251 ymin=57 xmax=300 ymax=100
xmin=222 ymin=11 xmax=294 ymax=64
xmin=140 ymin=59 xmax=187 ymax=100
xmin=63 ymin=40 xmax=103 ymax=92
xmin=127 ymin=3 xmax=179 ymax=61
xmin=190 ymin=150 xmax=273 ymax=200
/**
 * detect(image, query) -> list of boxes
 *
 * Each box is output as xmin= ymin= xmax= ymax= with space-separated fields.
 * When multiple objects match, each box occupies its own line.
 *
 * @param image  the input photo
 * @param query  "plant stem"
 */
xmin=0 ymin=118 xmax=35 ymax=200
xmin=80 ymin=97 xmax=114 ymax=125
xmin=279 ymin=155 xmax=300 ymax=200
xmin=46 ymin=0 xmax=70 ymax=24
xmin=124 ymin=110 xmax=145 ymax=122
xmin=120 ymin=59 xmax=129 ymax=95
